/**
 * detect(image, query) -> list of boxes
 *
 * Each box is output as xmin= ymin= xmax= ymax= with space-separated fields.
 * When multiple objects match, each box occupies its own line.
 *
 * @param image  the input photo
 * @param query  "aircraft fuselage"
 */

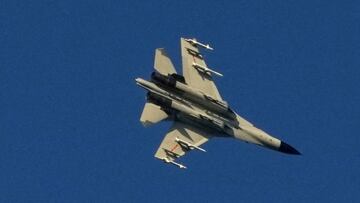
xmin=136 ymin=75 xmax=301 ymax=155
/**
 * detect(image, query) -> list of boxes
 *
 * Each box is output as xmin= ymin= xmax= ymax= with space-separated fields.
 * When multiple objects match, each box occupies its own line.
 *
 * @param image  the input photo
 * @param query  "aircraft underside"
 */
xmin=135 ymin=37 xmax=300 ymax=169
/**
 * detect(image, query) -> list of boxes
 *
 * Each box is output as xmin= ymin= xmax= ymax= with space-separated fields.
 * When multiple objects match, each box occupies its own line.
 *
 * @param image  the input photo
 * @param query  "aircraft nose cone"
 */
xmin=279 ymin=141 xmax=301 ymax=155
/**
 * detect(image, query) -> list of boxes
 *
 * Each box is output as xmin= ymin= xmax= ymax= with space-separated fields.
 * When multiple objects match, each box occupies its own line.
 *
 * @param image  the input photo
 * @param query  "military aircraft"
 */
xmin=135 ymin=38 xmax=300 ymax=169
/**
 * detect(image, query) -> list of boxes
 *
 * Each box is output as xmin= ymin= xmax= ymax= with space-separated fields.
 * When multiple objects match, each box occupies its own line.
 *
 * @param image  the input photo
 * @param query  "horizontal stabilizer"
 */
xmin=140 ymin=102 xmax=168 ymax=127
xmin=154 ymin=48 xmax=177 ymax=75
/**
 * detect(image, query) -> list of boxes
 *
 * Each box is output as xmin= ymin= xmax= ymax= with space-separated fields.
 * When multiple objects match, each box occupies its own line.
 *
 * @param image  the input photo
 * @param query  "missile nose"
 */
xmin=279 ymin=141 xmax=301 ymax=155
xmin=135 ymin=78 xmax=145 ymax=86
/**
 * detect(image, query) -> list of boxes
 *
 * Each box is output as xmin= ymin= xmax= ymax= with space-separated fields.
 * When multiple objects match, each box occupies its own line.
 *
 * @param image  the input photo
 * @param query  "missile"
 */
xmin=175 ymin=137 xmax=206 ymax=152
xmin=192 ymin=62 xmax=223 ymax=77
xmin=185 ymin=38 xmax=214 ymax=51
xmin=163 ymin=158 xmax=187 ymax=169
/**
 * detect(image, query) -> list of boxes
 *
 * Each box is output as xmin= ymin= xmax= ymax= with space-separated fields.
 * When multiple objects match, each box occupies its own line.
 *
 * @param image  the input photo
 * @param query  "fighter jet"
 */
xmin=136 ymin=38 xmax=300 ymax=169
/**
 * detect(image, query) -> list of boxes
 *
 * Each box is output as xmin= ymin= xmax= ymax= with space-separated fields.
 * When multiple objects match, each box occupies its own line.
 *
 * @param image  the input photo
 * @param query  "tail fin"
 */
xmin=140 ymin=102 xmax=169 ymax=127
xmin=154 ymin=48 xmax=177 ymax=75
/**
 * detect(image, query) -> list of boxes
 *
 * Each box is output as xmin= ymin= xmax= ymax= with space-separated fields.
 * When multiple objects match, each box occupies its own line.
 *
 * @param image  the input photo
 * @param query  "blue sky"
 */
xmin=1 ymin=0 xmax=360 ymax=202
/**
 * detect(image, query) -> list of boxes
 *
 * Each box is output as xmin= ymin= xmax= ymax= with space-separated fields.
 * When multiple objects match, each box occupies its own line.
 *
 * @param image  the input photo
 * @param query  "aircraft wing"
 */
xmin=181 ymin=38 xmax=222 ymax=100
xmin=154 ymin=121 xmax=212 ymax=168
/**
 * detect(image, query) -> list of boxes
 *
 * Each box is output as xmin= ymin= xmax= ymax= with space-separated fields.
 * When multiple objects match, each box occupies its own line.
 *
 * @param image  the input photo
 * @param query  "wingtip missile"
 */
xmin=204 ymin=44 xmax=214 ymax=51
xmin=207 ymin=68 xmax=223 ymax=77
xmin=185 ymin=38 xmax=214 ymax=51
xmin=163 ymin=158 xmax=187 ymax=169
xmin=179 ymin=164 xmax=187 ymax=169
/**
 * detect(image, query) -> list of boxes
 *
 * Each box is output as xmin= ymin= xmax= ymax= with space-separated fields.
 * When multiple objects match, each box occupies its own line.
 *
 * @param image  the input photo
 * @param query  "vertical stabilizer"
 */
xmin=140 ymin=102 xmax=169 ymax=127
xmin=154 ymin=48 xmax=177 ymax=75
